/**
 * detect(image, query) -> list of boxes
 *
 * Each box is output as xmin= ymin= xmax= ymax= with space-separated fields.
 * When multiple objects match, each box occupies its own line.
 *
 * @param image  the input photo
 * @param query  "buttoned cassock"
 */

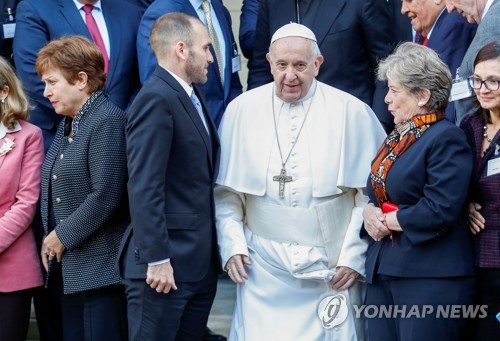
xmin=216 ymin=81 xmax=386 ymax=340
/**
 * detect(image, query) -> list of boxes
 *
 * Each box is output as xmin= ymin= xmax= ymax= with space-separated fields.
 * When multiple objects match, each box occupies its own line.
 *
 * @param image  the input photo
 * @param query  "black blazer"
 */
xmin=40 ymin=92 xmax=129 ymax=294
xmin=120 ymin=66 xmax=221 ymax=282
xmin=248 ymin=0 xmax=395 ymax=127
xmin=362 ymin=120 xmax=475 ymax=283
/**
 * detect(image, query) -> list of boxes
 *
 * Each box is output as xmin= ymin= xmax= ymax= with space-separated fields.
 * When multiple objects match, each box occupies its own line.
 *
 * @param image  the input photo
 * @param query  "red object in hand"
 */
xmin=381 ymin=202 xmax=399 ymax=247
xmin=382 ymin=202 xmax=399 ymax=213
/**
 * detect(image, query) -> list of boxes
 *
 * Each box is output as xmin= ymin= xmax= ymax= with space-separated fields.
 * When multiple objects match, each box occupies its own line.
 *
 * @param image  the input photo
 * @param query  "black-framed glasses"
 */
xmin=467 ymin=77 xmax=500 ymax=91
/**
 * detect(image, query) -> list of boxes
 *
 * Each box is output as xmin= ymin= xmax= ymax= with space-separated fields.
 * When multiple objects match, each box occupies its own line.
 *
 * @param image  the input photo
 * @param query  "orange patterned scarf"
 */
xmin=370 ymin=112 xmax=445 ymax=207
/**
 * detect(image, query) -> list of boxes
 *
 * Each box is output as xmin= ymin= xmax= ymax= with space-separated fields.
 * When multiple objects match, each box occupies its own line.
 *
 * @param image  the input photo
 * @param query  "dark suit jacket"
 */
xmin=137 ymin=0 xmax=242 ymax=127
xmin=362 ymin=120 xmax=475 ymax=283
xmin=13 ymin=0 xmax=142 ymax=151
xmin=388 ymin=0 xmax=412 ymax=45
xmin=40 ymin=92 xmax=129 ymax=294
xmin=248 ymin=0 xmax=395 ymax=127
xmin=427 ymin=10 xmax=477 ymax=122
xmin=239 ymin=0 xmax=259 ymax=60
xmin=460 ymin=110 xmax=500 ymax=268
xmin=125 ymin=0 xmax=154 ymax=11
xmin=120 ymin=66 xmax=221 ymax=283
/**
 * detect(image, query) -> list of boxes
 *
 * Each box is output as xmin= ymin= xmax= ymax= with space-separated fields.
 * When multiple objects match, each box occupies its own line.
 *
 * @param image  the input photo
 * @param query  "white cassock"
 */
xmin=216 ymin=81 xmax=386 ymax=341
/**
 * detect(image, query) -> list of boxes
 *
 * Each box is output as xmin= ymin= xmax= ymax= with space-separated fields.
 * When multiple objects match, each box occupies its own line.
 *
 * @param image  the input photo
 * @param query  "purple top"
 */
xmin=460 ymin=110 xmax=500 ymax=268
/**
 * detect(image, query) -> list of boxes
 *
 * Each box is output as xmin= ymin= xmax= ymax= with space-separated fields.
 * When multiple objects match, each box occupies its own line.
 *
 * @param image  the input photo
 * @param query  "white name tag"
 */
xmin=2 ymin=23 xmax=15 ymax=39
xmin=232 ymin=54 xmax=241 ymax=73
xmin=487 ymin=157 xmax=500 ymax=176
xmin=450 ymin=80 xmax=472 ymax=102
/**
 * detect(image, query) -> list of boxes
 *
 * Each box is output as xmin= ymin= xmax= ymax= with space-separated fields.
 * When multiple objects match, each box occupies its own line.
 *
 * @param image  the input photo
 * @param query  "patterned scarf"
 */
xmin=370 ymin=112 xmax=445 ymax=207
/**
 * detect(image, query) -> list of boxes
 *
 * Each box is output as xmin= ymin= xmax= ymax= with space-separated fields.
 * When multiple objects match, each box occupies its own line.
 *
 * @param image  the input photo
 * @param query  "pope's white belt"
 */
xmin=245 ymin=198 xmax=323 ymax=247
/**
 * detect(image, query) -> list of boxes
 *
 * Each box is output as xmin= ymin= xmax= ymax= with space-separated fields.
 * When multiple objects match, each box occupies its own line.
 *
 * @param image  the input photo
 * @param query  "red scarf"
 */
xmin=370 ymin=112 xmax=445 ymax=207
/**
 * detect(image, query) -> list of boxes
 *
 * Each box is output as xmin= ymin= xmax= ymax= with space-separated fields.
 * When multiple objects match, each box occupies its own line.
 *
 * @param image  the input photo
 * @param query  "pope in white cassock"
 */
xmin=215 ymin=23 xmax=386 ymax=341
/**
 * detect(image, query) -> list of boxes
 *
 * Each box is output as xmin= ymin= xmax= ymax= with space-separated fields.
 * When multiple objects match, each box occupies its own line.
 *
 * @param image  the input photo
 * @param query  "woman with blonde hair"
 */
xmin=0 ymin=55 xmax=44 ymax=340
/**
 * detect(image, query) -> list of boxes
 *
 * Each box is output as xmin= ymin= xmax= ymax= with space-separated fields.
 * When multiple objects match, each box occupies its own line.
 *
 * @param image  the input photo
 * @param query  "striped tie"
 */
xmin=201 ymin=0 xmax=224 ymax=84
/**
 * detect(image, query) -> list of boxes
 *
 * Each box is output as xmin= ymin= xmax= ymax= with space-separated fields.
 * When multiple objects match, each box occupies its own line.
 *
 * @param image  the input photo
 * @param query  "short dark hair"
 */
xmin=150 ymin=12 xmax=200 ymax=60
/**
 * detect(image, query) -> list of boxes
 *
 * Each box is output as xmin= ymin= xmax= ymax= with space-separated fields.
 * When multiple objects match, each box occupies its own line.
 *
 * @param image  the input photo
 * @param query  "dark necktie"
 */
xmin=414 ymin=31 xmax=427 ymax=45
xmin=82 ymin=5 xmax=109 ymax=73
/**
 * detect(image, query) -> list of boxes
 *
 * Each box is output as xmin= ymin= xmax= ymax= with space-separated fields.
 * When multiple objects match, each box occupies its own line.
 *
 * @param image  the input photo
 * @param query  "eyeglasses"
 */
xmin=467 ymin=77 xmax=500 ymax=91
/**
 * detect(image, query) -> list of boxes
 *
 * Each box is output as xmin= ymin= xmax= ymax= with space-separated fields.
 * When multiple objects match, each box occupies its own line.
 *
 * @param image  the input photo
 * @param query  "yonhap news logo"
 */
xmin=317 ymin=295 xmax=488 ymax=328
xmin=352 ymin=305 xmax=488 ymax=319
xmin=317 ymin=294 xmax=349 ymax=328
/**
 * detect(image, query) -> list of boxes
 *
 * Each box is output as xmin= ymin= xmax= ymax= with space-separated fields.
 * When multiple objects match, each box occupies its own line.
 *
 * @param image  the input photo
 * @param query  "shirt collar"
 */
xmin=426 ymin=8 xmax=446 ymax=39
xmin=165 ymin=68 xmax=195 ymax=98
xmin=0 ymin=120 xmax=21 ymax=139
xmin=190 ymin=0 xmax=205 ymax=10
xmin=482 ymin=0 xmax=494 ymax=20
xmin=73 ymin=0 xmax=103 ymax=12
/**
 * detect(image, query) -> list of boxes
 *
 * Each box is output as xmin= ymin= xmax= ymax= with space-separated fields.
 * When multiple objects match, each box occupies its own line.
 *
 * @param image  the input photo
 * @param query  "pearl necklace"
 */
xmin=483 ymin=125 xmax=492 ymax=143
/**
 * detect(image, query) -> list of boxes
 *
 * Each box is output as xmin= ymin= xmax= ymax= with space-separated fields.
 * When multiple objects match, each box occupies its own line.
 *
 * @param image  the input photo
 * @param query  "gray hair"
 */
xmin=268 ymin=38 xmax=322 ymax=60
xmin=377 ymin=42 xmax=451 ymax=112
xmin=150 ymin=12 xmax=198 ymax=61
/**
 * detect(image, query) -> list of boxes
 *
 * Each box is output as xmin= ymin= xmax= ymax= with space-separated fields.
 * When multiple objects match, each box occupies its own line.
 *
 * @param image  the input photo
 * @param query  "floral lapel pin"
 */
xmin=0 ymin=137 xmax=15 ymax=157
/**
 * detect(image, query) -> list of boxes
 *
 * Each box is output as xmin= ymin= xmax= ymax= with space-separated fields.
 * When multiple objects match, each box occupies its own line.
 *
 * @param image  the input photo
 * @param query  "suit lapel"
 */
xmin=101 ymin=0 xmax=119 ymax=84
xmin=58 ymin=0 xmax=92 ymax=40
xmin=309 ymin=0 xmax=346 ymax=47
xmin=157 ymin=68 xmax=215 ymax=171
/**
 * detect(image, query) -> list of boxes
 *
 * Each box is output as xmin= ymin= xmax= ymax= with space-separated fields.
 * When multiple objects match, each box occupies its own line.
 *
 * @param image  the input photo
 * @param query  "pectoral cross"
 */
xmin=273 ymin=168 xmax=293 ymax=198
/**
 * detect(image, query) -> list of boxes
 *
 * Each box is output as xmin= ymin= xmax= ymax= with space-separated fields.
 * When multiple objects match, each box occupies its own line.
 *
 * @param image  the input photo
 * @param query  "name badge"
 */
xmin=232 ymin=54 xmax=241 ymax=73
xmin=449 ymin=79 xmax=472 ymax=102
xmin=2 ymin=23 xmax=15 ymax=39
xmin=487 ymin=156 xmax=500 ymax=177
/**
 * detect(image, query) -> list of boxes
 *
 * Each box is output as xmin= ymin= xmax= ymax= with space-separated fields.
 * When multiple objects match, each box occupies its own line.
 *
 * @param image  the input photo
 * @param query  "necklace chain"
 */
xmin=483 ymin=125 xmax=493 ymax=143
xmin=272 ymin=85 xmax=316 ymax=170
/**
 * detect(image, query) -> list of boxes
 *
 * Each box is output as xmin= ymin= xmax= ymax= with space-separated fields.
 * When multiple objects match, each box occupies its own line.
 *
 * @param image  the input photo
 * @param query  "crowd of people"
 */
xmin=0 ymin=0 xmax=498 ymax=340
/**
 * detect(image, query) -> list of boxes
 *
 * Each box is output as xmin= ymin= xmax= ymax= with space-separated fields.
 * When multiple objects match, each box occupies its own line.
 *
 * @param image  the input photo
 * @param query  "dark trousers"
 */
xmin=123 ymin=264 xmax=217 ymax=341
xmin=471 ymin=267 xmax=500 ymax=340
xmin=32 ymin=215 xmax=64 ymax=341
xmin=365 ymin=276 xmax=475 ymax=341
xmin=61 ymin=284 xmax=128 ymax=341
xmin=0 ymin=288 xmax=34 ymax=341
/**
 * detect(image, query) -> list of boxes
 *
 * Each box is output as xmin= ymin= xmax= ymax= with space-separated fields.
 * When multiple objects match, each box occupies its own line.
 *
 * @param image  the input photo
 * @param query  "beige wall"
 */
xmin=224 ymin=0 xmax=249 ymax=88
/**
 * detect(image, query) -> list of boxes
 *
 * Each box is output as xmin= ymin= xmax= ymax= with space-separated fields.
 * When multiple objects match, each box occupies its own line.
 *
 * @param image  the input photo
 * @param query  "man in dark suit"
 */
xmin=13 ymin=0 xmax=142 ymax=151
xmin=248 ymin=0 xmax=395 ymax=129
xmin=137 ymin=0 xmax=242 ymax=127
xmin=401 ymin=0 xmax=477 ymax=121
xmin=120 ymin=12 xmax=221 ymax=340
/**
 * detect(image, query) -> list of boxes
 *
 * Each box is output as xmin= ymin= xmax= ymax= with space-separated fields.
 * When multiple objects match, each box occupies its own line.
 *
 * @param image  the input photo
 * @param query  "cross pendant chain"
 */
xmin=273 ymin=168 xmax=293 ymax=198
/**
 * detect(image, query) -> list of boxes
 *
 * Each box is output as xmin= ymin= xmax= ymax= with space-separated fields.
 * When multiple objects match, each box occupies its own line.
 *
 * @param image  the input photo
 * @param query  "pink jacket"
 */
xmin=0 ymin=120 xmax=44 ymax=292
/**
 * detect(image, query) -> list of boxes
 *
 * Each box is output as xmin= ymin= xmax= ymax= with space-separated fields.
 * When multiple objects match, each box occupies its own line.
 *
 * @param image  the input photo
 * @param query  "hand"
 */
xmin=330 ymin=266 xmax=360 ymax=291
xmin=363 ymin=203 xmax=390 ymax=241
xmin=468 ymin=202 xmax=485 ymax=235
xmin=43 ymin=231 xmax=65 ymax=263
xmin=225 ymin=254 xmax=252 ymax=285
xmin=146 ymin=262 xmax=178 ymax=294
xmin=41 ymin=237 xmax=49 ymax=271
